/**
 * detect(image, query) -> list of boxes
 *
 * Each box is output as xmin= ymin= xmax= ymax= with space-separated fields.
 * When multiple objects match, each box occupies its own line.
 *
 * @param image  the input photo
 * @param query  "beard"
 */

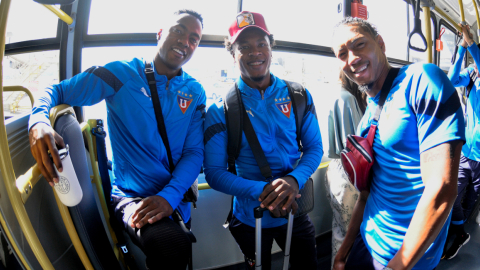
xmin=358 ymin=83 xmax=374 ymax=94
xmin=250 ymin=74 xmax=267 ymax=82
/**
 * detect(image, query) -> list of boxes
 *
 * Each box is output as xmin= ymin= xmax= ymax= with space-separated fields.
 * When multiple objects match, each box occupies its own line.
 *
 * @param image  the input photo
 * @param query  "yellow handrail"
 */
xmin=473 ymin=0 xmax=480 ymax=42
xmin=0 ymin=0 xmax=51 ymax=268
xmin=42 ymin=4 xmax=73 ymax=25
xmin=197 ymin=161 xmax=331 ymax=191
xmin=52 ymin=186 xmax=94 ymax=270
xmin=16 ymin=165 xmax=42 ymax=204
xmin=423 ymin=6 xmax=433 ymax=63
xmin=3 ymin=86 xmax=34 ymax=107
xmin=434 ymin=7 xmax=462 ymax=32
xmin=458 ymin=0 xmax=467 ymax=24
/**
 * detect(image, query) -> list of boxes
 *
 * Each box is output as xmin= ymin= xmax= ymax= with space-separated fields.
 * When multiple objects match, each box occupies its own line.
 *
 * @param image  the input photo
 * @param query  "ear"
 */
xmin=376 ymin=34 xmax=386 ymax=54
xmin=157 ymin=29 xmax=163 ymax=41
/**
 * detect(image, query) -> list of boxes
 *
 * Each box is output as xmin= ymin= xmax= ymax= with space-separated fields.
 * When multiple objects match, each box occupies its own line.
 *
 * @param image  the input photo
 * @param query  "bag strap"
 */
xmin=466 ymin=68 xmax=477 ymax=95
xmin=224 ymin=84 xmax=243 ymax=175
xmin=242 ymin=96 xmax=274 ymax=181
xmin=145 ymin=62 xmax=175 ymax=173
xmin=285 ymin=81 xmax=308 ymax=151
xmin=367 ymin=67 xmax=400 ymax=145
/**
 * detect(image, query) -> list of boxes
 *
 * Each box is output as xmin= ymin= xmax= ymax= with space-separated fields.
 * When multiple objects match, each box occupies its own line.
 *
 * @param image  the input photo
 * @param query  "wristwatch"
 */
xmin=383 ymin=267 xmax=393 ymax=270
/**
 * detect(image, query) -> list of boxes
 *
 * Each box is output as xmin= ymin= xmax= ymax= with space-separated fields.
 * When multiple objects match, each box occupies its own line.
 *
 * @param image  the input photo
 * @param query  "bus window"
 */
xmin=88 ymin=0 xmax=237 ymax=36
xmin=81 ymin=46 xmax=338 ymax=157
xmin=5 ymin=0 xmax=58 ymax=44
xmin=3 ymin=51 xmax=59 ymax=118
xmin=439 ymin=24 xmax=464 ymax=71
xmin=241 ymin=0 xmax=342 ymax=47
xmin=408 ymin=8 xmax=435 ymax=63
xmin=363 ymin=0 xmax=409 ymax=61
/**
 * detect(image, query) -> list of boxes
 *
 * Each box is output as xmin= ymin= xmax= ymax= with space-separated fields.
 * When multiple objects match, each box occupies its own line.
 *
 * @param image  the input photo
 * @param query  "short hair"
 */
xmin=175 ymin=9 xmax=204 ymax=29
xmin=332 ymin=17 xmax=379 ymax=40
xmin=224 ymin=32 xmax=276 ymax=57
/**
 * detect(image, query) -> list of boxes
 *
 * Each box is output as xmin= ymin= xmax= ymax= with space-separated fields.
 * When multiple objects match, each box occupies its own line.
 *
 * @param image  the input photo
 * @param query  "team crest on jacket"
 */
xmin=177 ymin=94 xmax=193 ymax=114
xmin=275 ymin=97 xmax=291 ymax=118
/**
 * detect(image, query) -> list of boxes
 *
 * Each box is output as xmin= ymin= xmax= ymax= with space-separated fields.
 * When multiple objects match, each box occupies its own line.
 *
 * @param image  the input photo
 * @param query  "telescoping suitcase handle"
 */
xmin=254 ymin=207 xmax=294 ymax=270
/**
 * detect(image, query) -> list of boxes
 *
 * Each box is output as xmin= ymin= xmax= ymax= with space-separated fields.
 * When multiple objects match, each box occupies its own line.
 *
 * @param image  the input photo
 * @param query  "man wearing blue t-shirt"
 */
xmin=444 ymin=23 xmax=480 ymax=260
xmin=331 ymin=17 xmax=465 ymax=270
xmin=28 ymin=10 xmax=205 ymax=270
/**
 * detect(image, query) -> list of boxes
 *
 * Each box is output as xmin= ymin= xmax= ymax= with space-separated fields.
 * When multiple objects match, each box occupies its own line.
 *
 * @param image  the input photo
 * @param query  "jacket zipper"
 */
xmin=166 ymin=80 xmax=170 ymax=90
xmin=347 ymin=135 xmax=373 ymax=163
xmin=260 ymin=90 xmax=264 ymax=100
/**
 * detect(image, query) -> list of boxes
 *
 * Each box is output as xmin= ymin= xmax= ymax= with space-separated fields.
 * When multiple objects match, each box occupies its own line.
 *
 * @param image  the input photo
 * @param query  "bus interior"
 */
xmin=1 ymin=0 xmax=480 ymax=269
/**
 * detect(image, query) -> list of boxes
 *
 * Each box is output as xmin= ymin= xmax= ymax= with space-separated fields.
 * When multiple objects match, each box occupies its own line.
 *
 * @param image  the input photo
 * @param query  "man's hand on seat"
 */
xmin=259 ymin=176 xmax=301 ymax=216
xmin=130 ymin=195 xmax=173 ymax=229
xmin=29 ymin=123 xmax=65 ymax=187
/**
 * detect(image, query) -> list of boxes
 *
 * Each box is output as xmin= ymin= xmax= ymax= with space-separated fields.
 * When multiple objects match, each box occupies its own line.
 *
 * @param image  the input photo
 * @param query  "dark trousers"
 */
xmin=452 ymin=155 xmax=480 ymax=223
xmin=112 ymin=196 xmax=191 ymax=270
xmin=345 ymin=233 xmax=437 ymax=270
xmin=229 ymin=214 xmax=317 ymax=270
xmin=345 ymin=233 xmax=385 ymax=270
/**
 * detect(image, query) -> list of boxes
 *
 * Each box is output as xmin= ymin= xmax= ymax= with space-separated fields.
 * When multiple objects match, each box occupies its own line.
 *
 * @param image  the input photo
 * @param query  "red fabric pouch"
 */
xmin=339 ymin=67 xmax=400 ymax=192
xmin=340 ymin=125 xmax=376 ymax=191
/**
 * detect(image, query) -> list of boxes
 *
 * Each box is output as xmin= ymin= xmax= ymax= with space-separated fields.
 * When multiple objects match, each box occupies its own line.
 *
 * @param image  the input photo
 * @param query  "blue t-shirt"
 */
xmin=448 ymin=44 xmax=480 ymax=161
xmin=357 ymin=64 xmax=465 ymax=269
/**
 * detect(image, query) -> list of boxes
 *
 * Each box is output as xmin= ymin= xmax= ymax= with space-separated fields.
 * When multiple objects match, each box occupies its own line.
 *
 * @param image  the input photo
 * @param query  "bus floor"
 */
xmin=215 ymin=231 xmax=332 ymax=270
xmin=437 ymin=219 xmax=480 ymax=270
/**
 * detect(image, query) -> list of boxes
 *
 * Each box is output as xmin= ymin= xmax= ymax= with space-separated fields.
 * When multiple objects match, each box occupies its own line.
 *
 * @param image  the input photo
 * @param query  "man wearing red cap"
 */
xmin=204 ymin=11 xmax=323 ymax=269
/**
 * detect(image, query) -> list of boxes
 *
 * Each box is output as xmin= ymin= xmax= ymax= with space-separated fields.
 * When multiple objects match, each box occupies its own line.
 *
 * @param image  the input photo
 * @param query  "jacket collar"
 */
xmin=149 ymin=60 xmax=186 ymax=83
xmin=236 ymin=73 xmax=278 ymax=98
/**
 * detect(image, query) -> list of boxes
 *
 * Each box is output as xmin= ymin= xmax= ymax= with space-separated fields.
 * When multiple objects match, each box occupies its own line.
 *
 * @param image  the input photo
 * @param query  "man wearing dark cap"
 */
xmin=204 ymin=11 xmax=323 ymax=270
xmin=444 ymin=23 xmax=480 ymax=260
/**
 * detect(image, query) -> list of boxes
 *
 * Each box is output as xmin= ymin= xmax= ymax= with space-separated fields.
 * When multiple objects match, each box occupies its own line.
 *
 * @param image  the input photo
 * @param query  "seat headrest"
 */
xmin=33 ymin=0 xmax=76 ymax=5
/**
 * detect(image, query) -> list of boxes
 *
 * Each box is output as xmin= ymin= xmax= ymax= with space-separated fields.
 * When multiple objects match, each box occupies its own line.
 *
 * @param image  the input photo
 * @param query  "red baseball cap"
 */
xmin=228 ymin=11 xmax=271 ymax=43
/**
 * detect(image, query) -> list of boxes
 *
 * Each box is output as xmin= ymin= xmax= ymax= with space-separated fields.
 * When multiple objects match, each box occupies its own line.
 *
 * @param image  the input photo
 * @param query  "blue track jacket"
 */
xmin=204 ymin=74 xmax=323 ymax=228
xmin=448 ymin=44 xmax=480 ymax=161
xmin=29 ymin=58 xmax=206 ymax=222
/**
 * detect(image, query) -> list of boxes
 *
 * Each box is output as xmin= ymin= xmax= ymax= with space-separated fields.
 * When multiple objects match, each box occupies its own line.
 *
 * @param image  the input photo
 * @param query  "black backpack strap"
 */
xmin=145 ymin=62 xmax=175 ymax=173
xmin=224 ymin=84 xmax=243 ymax=175
xmin=223 ymin=84 xmax=243 ymax=227
xmin=285 ymin=81 xmax=307 ymax=152
xmin=466 ymin=68 xmax=477 ymax=97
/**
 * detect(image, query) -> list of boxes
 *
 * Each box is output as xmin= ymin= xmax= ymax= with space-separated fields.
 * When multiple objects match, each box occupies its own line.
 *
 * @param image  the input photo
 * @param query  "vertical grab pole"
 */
xmin=282 ymin=212 xmax=294 ymax=270
xmin=472 ymin=0 xmax=480 ymax=40
xmin=0 ymin=0 xmax=53 ymax=269
xmin=458 ymin=0 xmax=467 ymax=25
xmin=422 ymin=6 xmax=433 ymax=63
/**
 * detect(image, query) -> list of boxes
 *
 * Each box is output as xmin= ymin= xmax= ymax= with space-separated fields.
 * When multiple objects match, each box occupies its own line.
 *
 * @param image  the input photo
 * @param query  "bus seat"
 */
xmin=1 ymin=114 xmax=83 ymax=269
xmin=53 ymin=111 xmax=122 ymax=269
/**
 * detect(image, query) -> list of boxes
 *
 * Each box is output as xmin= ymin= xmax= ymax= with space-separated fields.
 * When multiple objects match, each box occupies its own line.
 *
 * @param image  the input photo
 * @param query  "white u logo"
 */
xmin=281 ymin=104 xmax=289 ymax=113
xmin=180 ymin=99 xmax=187 ymax=108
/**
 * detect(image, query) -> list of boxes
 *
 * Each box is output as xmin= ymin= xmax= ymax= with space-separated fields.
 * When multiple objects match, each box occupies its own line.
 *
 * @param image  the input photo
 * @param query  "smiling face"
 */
xmin=333 ymin=24 xmax=388 ymax=92
xmin=156 ymin=13 xmax=202 ymax=75
xmin=232 ymin=28 xmax=272 ymax=87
